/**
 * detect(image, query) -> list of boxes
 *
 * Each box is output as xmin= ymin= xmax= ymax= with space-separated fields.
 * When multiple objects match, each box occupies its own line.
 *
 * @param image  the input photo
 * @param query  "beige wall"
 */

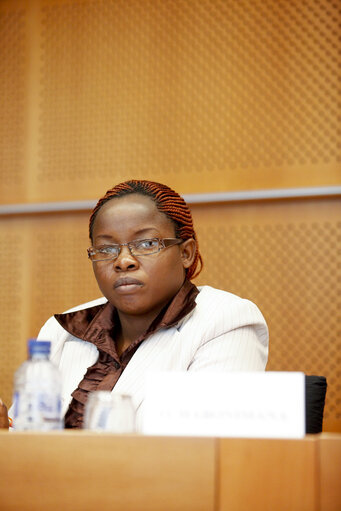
xmin=0 ymin=0 xmax=340 ymax=430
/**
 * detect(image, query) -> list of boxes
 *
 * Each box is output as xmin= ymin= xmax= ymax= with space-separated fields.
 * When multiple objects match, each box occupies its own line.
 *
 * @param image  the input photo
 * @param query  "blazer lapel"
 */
xmin=112 ymin=326 xmax=182 ymax=412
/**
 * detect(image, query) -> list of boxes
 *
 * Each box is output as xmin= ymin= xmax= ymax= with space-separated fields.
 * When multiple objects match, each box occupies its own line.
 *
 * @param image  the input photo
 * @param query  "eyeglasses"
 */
xmin=87 ymin=237 xmax=183 ymax=262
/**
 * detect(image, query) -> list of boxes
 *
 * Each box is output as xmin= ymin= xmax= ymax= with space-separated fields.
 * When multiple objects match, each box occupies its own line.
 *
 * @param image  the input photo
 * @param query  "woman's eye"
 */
xmin=100 ymin=246 xmax=119 ymax=254
xmin=137 ymin=239 xmax=158 ymax=249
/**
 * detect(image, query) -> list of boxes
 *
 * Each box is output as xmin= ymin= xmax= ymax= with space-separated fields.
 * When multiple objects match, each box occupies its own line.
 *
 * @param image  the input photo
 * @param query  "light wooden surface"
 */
xmin=0 ymin=432 xmax=216 ymax=511
xmin=218 ymin=437 xmax=318 ymax=511
xmin=1 ymin=433 xmax=340 ymax=511
xmin=319 ymin=434 xmax=341 ymax=511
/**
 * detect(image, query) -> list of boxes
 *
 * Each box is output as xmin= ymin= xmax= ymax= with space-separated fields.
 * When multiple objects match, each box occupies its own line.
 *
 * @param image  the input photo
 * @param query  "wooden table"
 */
xmin=0 ymin=432 xmax=339 ymax=511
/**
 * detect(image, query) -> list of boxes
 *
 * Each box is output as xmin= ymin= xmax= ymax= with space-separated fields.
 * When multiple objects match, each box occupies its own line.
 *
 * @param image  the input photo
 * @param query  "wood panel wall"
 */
xmin=1 ymin=0 xmax=340 ymax=203
xmin=0 ymin=0 xmax=340 ymax=430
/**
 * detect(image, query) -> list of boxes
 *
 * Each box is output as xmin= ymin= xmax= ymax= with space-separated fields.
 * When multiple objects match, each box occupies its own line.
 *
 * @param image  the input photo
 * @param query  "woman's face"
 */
xmin=90 ymin=194 xmax=195 ymax=320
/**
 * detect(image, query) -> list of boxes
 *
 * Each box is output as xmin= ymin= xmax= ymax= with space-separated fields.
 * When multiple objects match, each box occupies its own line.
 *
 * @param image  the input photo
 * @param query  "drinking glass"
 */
xmin=83 ymin=391 xmax=135 ymax=433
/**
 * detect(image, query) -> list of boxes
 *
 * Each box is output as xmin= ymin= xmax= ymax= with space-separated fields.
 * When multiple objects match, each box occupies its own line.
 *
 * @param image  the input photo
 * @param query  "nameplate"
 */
xmin=142 ymin=372 xmax=305 ymax=438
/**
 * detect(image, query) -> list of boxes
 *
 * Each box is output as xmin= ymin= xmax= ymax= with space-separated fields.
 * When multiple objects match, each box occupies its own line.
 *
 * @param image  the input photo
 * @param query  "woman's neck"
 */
xmin=115 ymin=307 xmax=164 ymax=356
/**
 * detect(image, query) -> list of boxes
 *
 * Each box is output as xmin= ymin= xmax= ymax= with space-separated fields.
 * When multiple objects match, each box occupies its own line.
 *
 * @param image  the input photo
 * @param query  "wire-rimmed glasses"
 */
xmin=87 ymin=237 xmax=183 ymax=262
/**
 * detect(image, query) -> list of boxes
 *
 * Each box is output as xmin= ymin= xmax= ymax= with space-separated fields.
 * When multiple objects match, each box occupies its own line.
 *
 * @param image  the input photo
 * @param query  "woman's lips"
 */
xmin=114 ymin=277 xmax=144 ymax=292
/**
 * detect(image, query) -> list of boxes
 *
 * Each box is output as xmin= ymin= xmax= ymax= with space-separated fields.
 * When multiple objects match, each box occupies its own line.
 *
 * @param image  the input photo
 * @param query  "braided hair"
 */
xmin=89 ymin=180 xmax=203 ymax=280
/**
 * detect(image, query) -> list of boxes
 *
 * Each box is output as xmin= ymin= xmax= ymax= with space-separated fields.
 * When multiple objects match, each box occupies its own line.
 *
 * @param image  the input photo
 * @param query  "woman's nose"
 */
xmin=113 ymin=245 xmax=139 ymax=271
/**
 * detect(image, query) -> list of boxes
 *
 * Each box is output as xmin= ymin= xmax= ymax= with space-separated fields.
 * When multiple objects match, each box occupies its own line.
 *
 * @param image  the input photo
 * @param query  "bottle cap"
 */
xmin=27 ymin=339 xmax=51 ymax=356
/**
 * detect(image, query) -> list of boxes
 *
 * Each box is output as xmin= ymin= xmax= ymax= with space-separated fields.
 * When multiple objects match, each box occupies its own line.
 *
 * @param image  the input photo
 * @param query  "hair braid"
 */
xmin=89 ymin=180 xmax=203 ymax=280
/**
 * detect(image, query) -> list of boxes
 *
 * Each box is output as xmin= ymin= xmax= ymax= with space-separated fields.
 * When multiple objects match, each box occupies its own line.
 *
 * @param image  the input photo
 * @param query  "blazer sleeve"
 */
xmin=186 ymin=292 xmax=269 ymax=372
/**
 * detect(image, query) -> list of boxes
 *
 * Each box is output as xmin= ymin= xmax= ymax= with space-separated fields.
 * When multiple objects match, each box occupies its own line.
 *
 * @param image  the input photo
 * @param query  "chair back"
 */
xmin=305 ymin=375 xmax=327 ymax=434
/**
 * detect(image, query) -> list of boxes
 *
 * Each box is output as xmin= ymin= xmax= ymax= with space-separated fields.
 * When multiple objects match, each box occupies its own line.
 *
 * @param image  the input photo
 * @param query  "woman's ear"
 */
xmin=180 ymin=238 xmax=196 ymax=269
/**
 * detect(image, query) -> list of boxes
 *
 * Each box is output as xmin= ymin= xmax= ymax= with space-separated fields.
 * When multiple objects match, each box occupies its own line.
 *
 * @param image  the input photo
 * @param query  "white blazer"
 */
xmin=37 ymin=285 xmax=269 ymax=425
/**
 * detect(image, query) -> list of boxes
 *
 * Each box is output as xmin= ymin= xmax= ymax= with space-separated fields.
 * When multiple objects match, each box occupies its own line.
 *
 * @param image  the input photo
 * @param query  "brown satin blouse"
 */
xmin=54 ymin=279 xmax=199 ymax=428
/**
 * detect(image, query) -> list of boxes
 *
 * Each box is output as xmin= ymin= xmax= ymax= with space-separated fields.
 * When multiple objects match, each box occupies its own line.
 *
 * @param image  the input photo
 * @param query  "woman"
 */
xmin=5 ymin=180 xmax=269 ymax=429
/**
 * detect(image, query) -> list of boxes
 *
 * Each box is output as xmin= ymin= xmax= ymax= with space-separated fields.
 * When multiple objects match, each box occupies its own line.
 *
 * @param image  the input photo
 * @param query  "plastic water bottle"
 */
xmin=12 ymin=339 xmax=63 ymax=430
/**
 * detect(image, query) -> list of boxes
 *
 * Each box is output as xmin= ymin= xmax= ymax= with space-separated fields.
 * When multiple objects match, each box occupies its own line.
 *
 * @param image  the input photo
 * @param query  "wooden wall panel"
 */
xmin=0 ymin=0 xmax=340 ymax=204
xmin=0 ymin=213 xmax=100 ymax=407
xmin=0 ymin=218 xmax=31 ymax=408
xmin=28 ymin=213 xmax=100 ymax=337
xmin=0 ymin=0 xmax=29 ymax=204
xmin=194 ymin=198 xmax=341 ymax=432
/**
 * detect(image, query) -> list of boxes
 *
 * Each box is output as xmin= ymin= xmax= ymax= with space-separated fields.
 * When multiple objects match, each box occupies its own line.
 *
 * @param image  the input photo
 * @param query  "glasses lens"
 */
xmin=131 ymin=238 xmax=161 ymax=255
xmin=90 ymin=245 xmax=120 ymax=261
